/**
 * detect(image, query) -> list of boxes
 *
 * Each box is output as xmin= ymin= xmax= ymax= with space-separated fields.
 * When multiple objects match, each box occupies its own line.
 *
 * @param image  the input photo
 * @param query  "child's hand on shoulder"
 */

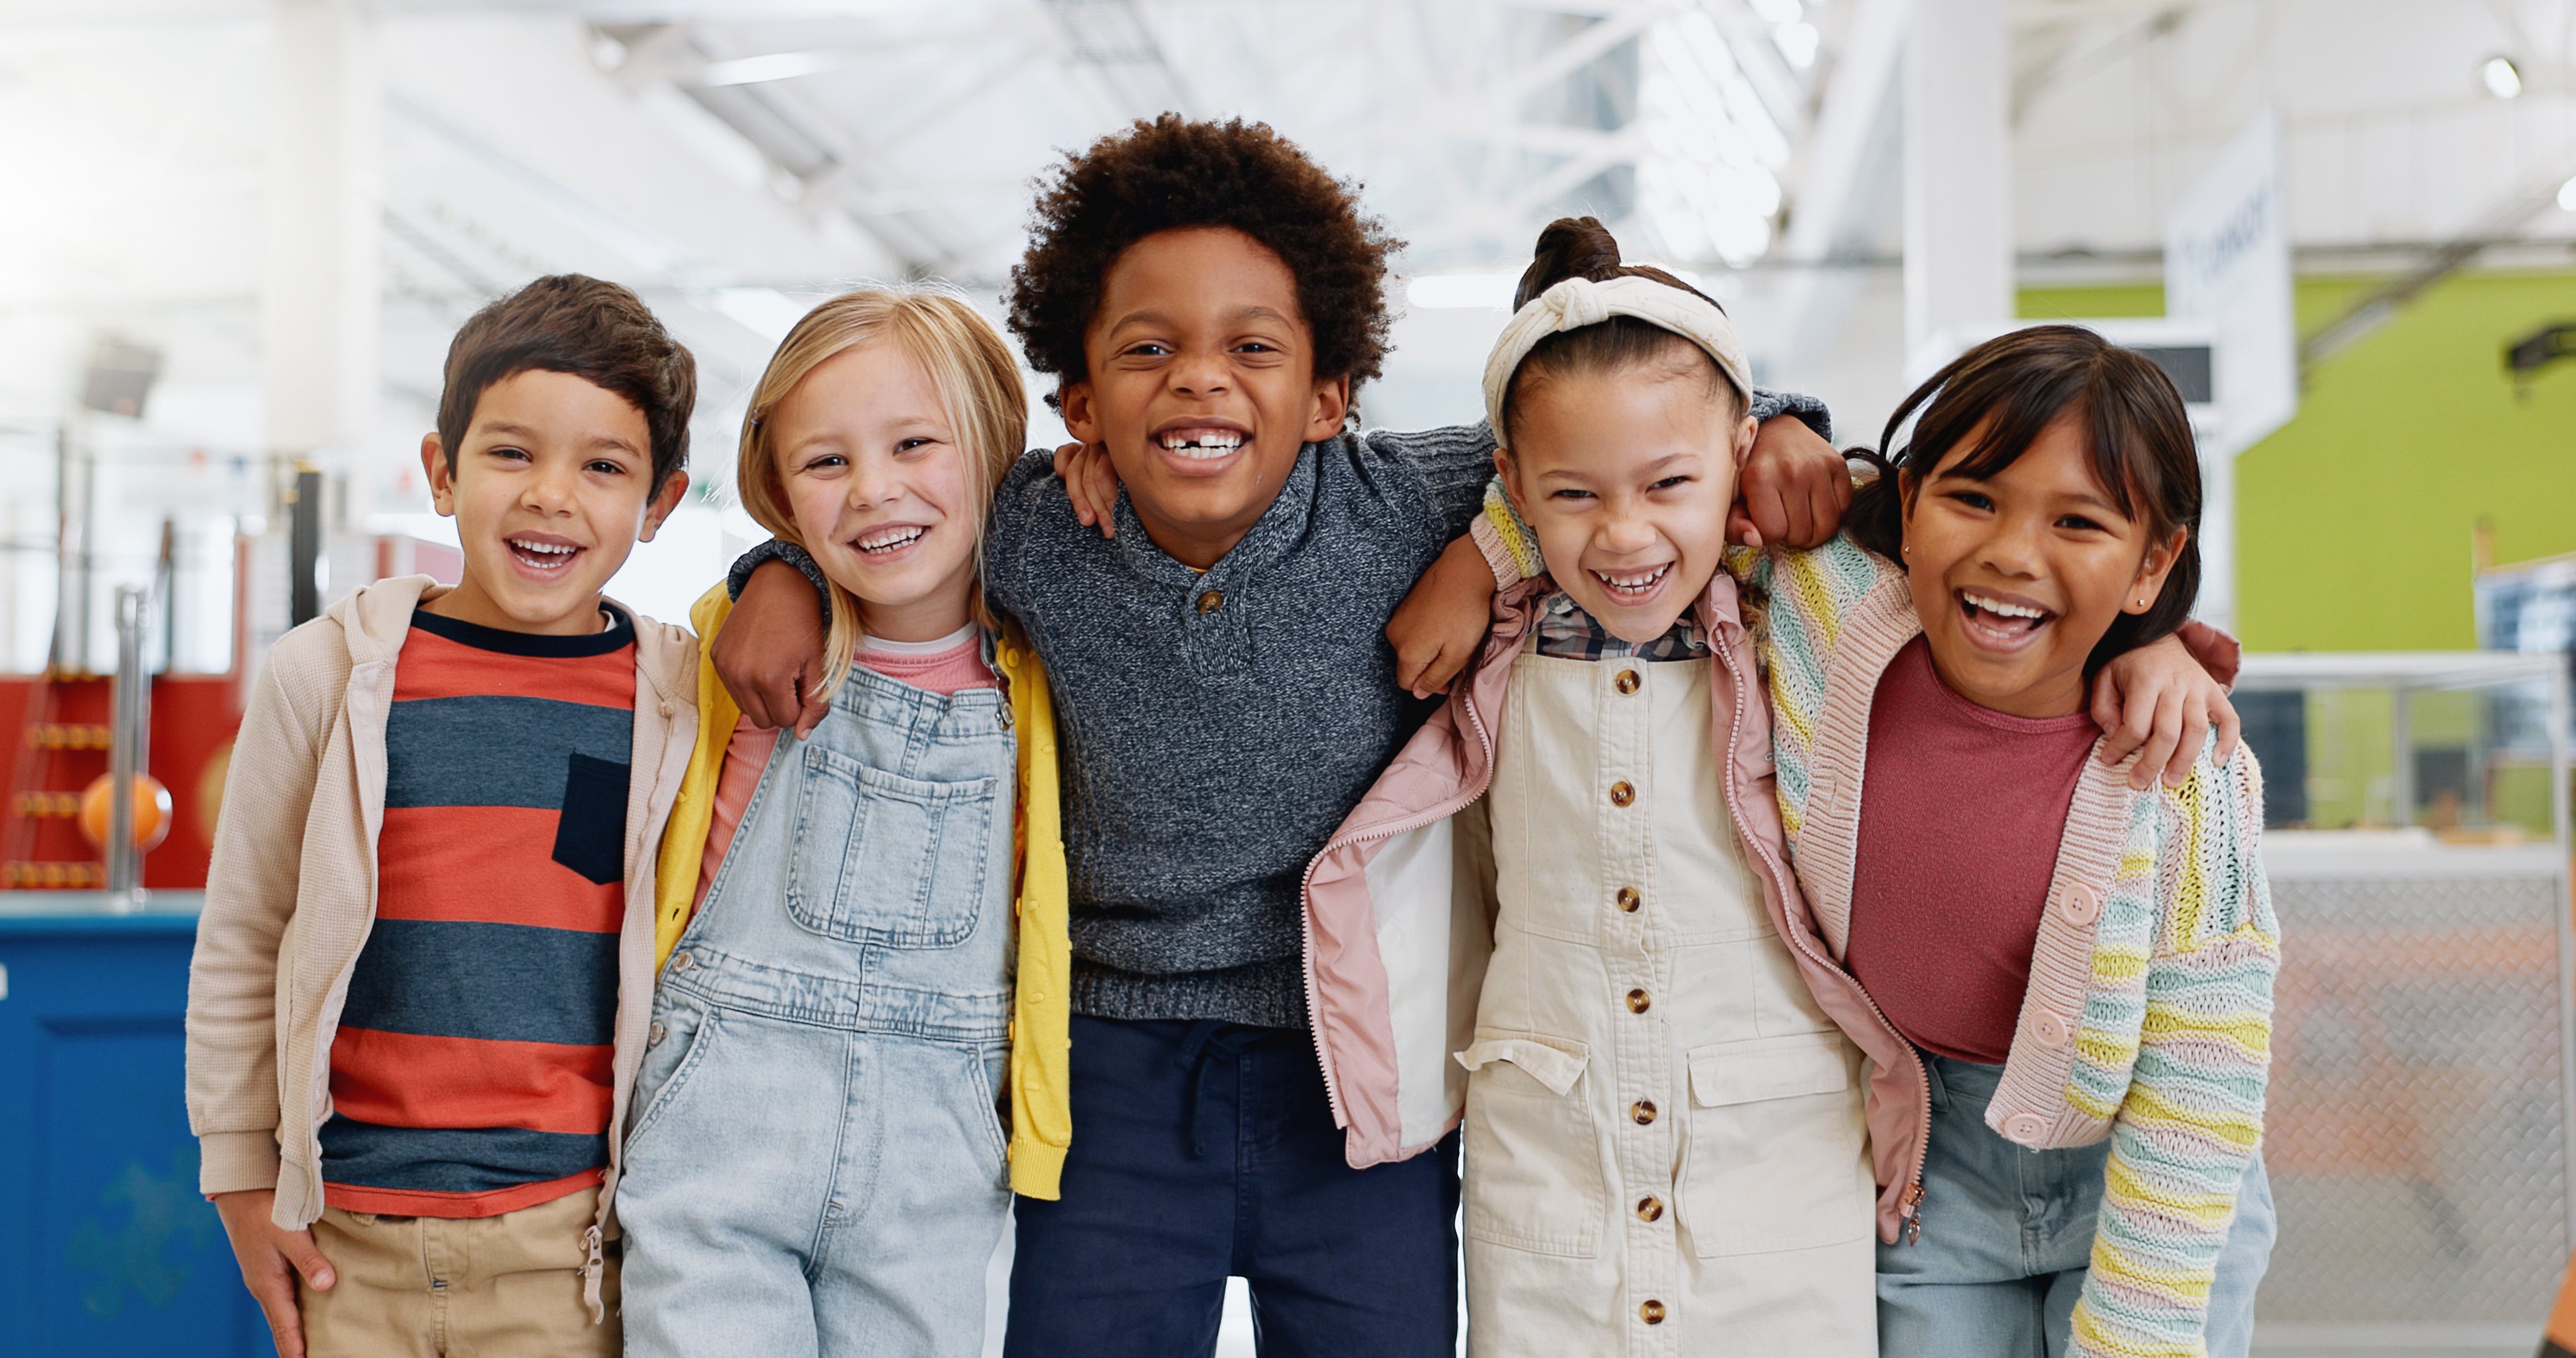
xmin=2090 ymin=632 xmax=2242 ymax=790
xmin=1729 ymin=416 xmax=1852 ymax=549
xmin=1053 ymin=441 xmax=1120 ymax=537
xmin=713 ymin=562 xmax=833 ymax=738
xmin=213 ymin=1188 xmax=333 ymax=1358
xmin=1389 ymin=534 xmax=1500 ymax=697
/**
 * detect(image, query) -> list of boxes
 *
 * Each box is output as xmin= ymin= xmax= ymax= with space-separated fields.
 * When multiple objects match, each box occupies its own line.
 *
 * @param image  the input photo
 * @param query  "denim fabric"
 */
xmin=1877 ymin=1054 xmax=2274 ymax=1358
xmin=616 ymin=660 xmax=1018 ymax=1358
xmin=1003 ymin=1015 xmax=1462 ymax=1358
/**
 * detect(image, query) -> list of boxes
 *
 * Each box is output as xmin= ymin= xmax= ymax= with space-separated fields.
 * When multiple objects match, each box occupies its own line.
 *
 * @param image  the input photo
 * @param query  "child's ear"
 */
xmin=1059 ymin=382 xmax=1101 ymax=444
xmin=1303 ymin=374 xmax=1352 ymax=441
xmin=1494 ymin=448 xmax=1528 ymax=517
xmin=421 ymin=434 xmax=457 ymax=515
xmin=1731 ymin=413 xmax=1758 ymax=466
xmin=2124 ymin=526 xmax=2191 ymax=615
xmin=638 ymin=470 xmax=691 ymax=544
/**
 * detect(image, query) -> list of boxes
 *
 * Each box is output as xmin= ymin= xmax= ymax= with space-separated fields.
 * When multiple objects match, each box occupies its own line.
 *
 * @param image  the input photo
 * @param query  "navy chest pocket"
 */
xmin=552 ymin=751 xmax=629 ymax=886
xmin=784 ymin=744 xmax=1001 ymax=948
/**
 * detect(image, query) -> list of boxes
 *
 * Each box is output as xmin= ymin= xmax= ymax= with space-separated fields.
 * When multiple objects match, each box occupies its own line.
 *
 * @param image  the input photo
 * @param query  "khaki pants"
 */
xmin=299 ymin=1184 xmax=619 ymax=1358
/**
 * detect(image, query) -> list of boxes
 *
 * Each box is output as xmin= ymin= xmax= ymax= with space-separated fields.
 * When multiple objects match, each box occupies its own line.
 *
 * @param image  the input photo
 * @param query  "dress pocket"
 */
xmin=1677 ymin=1030 xmax=1873 ymax=1257
xmin=1457 ymin=1035 xmax=1602 ymax=1258
xmin=783 ymin=744 xmax=1000 ymax=948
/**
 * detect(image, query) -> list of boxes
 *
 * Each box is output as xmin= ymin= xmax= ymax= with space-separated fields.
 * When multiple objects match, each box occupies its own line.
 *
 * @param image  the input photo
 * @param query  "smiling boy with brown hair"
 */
xmin=187 ymin=275 xmax=699 ymax=1358
xmin=715 ymin=116 xmax=1846 ymax=1356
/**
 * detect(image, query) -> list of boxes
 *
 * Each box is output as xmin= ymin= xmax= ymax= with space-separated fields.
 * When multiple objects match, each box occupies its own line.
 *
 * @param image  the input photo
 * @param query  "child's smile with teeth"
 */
xmin=1158 ymin=427 xmax=1245 ymax=460
xmin=1958 ymin=588 xmax=2053 ymax=632
xmin=1593 ymin=563 xmax=1673 ymax=599
xmin=857 ymin=524 xmax=926 ymax=554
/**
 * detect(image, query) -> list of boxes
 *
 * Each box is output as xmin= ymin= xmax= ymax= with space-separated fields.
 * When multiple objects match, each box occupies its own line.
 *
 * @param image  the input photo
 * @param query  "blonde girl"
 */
xmin=615 ymin=288 xmax=1070 ymax=1358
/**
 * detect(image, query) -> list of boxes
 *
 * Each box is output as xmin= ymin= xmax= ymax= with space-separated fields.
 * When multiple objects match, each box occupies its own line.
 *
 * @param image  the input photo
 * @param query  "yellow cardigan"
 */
xmin=651 ymin=585 xmax=1074 ymax=1199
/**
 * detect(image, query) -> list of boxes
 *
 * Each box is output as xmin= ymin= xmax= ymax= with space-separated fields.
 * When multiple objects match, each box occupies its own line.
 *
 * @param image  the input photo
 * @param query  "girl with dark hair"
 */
xmin=1441 ymin=316 xmax=2278 ymax=1356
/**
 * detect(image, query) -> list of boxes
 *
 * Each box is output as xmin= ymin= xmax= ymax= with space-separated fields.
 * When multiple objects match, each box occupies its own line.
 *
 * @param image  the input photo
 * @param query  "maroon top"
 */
xmin=1844 ymin=638 xmax=2101 ymax=1064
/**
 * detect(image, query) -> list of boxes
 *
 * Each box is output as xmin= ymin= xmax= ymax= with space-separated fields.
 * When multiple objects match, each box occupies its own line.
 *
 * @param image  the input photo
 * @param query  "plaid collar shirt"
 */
xmin=1531 ymin=588 xmax=1712 ymax=663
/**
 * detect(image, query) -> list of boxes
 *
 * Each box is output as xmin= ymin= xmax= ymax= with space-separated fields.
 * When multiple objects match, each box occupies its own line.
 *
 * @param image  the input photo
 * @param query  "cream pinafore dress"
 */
xmin=1457 ymin=641 xmax=1877 ymax=1357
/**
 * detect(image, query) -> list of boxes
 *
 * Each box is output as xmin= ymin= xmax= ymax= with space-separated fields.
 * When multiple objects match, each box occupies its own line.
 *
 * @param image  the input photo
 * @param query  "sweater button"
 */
xmin=1609 ymin=780 xmax=1635 ymax=807
xmin=2002 ymin=1112 xmax=2048 ymax=1145
xmin=1635 ymin=1195 xmax=1663 ymax=1222
xmin=2061 ymin=885 xmax=2102 ymax=925
xmin=1615 ymin=886 xmax=1641 ymax=913
xmin=1626 ymin=988 xmax=1651 ymax=1013
xmin=1638 ymin=1300 xmax=1666 ymax=1324
xmin=1630 ymin=1100 xmax=1656 ymax=1125
xmin=1196 ymin=589 xmax=1224 ymax=615
xmin=2030 ymin=1012 xmax=2070 ymax=1049
xmin=1615 ymin=668 xmax=1640 ymax=695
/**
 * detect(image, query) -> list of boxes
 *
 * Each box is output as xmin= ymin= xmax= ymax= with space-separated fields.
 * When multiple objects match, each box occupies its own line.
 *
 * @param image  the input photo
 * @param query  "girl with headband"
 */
xmin=1397 ymin=220 xmax=2276 ymax=1356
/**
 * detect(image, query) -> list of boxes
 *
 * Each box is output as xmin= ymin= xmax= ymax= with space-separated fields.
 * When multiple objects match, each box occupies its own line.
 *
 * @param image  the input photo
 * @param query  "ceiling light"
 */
xmin=1774 ymin=21 xmax=1820 ymax=69
xmin=2484 ymin=56 xmax=2523 ymax=100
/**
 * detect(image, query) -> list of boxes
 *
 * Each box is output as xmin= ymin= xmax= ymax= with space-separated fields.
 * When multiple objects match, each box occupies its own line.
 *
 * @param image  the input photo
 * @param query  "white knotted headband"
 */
xmin=1480 ymin=274 xmax=1753 ymax=439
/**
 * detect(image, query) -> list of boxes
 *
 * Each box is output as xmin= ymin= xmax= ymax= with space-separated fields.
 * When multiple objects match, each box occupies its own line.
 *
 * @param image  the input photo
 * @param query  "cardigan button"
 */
xmin=2002 ymin=1112 xmax=2048 ymax=1145
xmin=2031 ymin=1012 xmax=2070 ymax=1049
xmin=2061 ymin=885 xmax=2102 ymax=925
xmin=1615 ymin=668 xmax=1641 ymax=695
xmin=1609 ymin=780 xmax=1635 ymax=807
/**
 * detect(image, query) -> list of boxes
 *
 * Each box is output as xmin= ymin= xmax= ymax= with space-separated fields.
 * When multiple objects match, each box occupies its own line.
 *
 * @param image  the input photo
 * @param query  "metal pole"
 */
xmin=104 ymin=584 xmax=147 ymax=912
xmin=290 ymin=461 xmax=323 ymax=626
xmin=2391 ymin=685 xmax=2414 ymax=828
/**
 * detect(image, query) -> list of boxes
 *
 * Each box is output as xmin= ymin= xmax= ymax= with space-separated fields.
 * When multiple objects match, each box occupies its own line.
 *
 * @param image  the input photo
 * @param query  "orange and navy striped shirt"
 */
xmin=320 ymin=603 xmax=636 ymax=1218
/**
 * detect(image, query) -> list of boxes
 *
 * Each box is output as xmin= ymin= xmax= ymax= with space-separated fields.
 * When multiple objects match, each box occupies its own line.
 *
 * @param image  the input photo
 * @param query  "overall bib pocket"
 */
xmin=1458 ymin=1035 xmax=1602 ymax=1258
xmin=1677 ymin=1030 xmax=1872 ymax=1257
xmin=784 ymin=744 xmax=1000 ymax=947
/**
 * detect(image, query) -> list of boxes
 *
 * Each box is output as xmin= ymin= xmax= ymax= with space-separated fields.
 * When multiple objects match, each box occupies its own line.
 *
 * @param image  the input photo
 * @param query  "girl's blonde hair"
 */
xmin=735 ymin=287 xmax=1027 ymax=700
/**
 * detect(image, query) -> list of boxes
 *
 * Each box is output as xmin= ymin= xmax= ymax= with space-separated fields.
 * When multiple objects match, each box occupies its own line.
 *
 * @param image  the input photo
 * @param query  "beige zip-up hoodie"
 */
xmin=185 ymin=575 xmax=698 ymax=1305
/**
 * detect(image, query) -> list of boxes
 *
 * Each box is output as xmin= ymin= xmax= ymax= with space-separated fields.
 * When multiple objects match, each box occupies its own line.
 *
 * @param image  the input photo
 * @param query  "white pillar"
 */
xmin=262 ymin=0 xmax=380 ymax=531
xmin=1902 ymin=0 xmax=2012 ymax=373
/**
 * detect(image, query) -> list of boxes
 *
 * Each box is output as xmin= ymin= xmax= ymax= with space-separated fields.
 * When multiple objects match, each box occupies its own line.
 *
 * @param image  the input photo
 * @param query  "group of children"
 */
xmin=186 ymin=113 xmax=2277 ymax=1358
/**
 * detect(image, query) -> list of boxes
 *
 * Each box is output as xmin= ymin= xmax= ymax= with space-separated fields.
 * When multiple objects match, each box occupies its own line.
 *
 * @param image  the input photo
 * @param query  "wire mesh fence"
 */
xmin=2260 ymin=854 xmax=2572 ymax=1334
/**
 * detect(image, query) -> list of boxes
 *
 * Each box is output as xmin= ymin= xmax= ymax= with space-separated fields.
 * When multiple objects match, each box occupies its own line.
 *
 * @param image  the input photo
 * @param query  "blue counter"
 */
xmin=0 ymin=893 xmax=275 ymax=1357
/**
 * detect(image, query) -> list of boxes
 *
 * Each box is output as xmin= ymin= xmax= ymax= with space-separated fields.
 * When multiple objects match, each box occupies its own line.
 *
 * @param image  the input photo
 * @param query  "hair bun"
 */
xmin=1513 ymin=216 xmax=1625 ymax=311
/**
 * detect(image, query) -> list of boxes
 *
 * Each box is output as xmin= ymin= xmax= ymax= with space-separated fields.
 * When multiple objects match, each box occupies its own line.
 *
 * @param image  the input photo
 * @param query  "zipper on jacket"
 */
xmin=1298 ymin=672 xmax=1500 ymax=1138
xmin=1709 ymin=625 xmax=1936 ymax=1243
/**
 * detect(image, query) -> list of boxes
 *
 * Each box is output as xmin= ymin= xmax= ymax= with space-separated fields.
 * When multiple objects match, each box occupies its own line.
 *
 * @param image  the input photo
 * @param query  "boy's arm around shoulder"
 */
xmin=187 ymin=626 xmax=341 ymax=1197
xmin=2070 ymin=746 xmax=2279 ymax=1357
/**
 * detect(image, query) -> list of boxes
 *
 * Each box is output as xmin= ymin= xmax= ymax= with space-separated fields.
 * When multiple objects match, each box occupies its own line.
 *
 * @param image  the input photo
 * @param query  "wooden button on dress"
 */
xmin=1625 ymin=988 xmax=1651 ymax=1013
xmin=1615 ymin=886 xmax=1641 ymax=912
xmin=1615 ymin=669 xmax=1640 ymax=694
xmin=1630 ymin=1100 xmax=1657 ymax=1125
xmin=1609 ymin=780 xmax=1635 ymax=807
xmin=1636 ymin=1196 xmax=1663 ymax=1222
xmin=1639 ymin=1300 xmax=1667 ymax=1324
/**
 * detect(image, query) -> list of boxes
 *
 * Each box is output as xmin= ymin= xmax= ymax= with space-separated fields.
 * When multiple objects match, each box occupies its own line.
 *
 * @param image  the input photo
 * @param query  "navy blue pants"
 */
xmin=1004 ymin=1015 xmax=1461 ymax=1357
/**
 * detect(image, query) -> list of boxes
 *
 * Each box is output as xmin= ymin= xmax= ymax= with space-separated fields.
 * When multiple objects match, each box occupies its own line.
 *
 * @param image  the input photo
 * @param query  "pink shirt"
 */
xmin=694 ymin=626 xmax=997 ymax=908
xmin=1843 ymin=637 xmax=2100 ymax=1064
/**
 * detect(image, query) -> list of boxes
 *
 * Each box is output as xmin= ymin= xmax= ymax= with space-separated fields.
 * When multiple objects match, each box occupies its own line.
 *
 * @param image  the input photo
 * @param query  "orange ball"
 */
xmin=78 ymin=773 xmax=172 ymax=852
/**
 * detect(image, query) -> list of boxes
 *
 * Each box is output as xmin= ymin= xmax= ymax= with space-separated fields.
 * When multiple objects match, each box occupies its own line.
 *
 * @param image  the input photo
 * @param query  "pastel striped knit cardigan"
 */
xmin=1475 ymin=502 xmax=2280 ymax=1358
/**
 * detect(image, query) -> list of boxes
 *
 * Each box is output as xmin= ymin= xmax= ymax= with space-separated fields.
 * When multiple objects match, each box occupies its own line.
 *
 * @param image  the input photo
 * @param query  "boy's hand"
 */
xmin=1390 ymin=534 xmax=1499 ymax=697
xmin=2091 ymin=632 xmax=2242 ymax=790
xmin=1053 ymin=441 xmax=1121 ymax=538
xmin=714 ymin=561 xmax=832 ymax=738
xmin=1731 ymin=417 xmax=1850 ymax=549
xmin=214 ymin=1189 xmax=333 ymax=1358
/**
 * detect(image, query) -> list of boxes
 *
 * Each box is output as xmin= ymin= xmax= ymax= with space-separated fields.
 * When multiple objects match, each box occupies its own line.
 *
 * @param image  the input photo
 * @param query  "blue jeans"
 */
xmin=616 ymin=664 xmax=1019 ymax=1358
xmin=1877 ymin=1054 xmax=2275 ymax=1358
xmin=1004 ymin=1015 xmax=1462 ymax=1358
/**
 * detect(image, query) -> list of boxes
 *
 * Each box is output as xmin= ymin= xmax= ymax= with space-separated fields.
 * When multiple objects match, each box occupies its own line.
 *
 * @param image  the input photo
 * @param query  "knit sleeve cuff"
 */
xmin=1473 ymin=478 xmax=1546 ymax=587
xmin=1009 ymin=1135 xmax=1069 ymax=1201
xmin=1748 ymin=387 xmax=1833 ymax=443
xmin=197 ymin=1130 xmax=280 ymax=1198
xmin=726 ymin=538 xmax=833 ymax=617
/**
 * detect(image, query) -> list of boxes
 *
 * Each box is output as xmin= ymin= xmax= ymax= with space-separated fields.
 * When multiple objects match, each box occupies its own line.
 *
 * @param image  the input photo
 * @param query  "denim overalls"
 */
xmin=616 ymin=653 xmax=1016 ymax=1358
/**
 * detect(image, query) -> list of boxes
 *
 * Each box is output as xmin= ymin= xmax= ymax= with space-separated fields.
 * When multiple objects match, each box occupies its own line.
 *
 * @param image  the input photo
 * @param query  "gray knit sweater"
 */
xmin=740 ymin=400 xmax=1827 ymax=1027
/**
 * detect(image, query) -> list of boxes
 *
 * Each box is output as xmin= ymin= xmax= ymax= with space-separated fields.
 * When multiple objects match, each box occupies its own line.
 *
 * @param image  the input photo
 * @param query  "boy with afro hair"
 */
xmin=716 ymin=115 xmax=1845 ymax=1355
